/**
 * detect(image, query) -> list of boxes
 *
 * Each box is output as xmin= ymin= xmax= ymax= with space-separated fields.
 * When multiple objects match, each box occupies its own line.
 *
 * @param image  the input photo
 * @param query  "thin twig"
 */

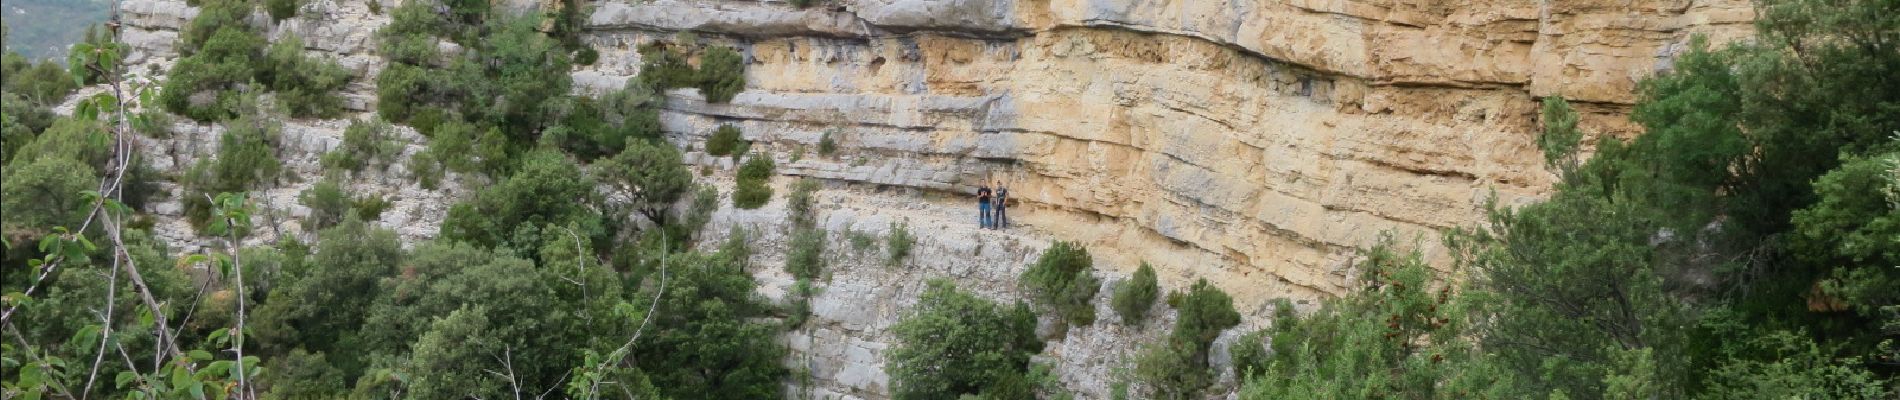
xmin=80 ymin=236 xmax=124 ymax=400
xmin=6 ymin=324 xmax=78 ymax=398
xmin=585 ymin=233 xmax=670 ymax=399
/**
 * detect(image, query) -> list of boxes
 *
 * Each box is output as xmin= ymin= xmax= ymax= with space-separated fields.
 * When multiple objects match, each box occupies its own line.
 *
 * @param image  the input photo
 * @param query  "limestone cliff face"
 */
xmin=580 ymin=0 xmax=1754 ymax=304
xmin=110 ymin=0 xmax=1753 ymax=398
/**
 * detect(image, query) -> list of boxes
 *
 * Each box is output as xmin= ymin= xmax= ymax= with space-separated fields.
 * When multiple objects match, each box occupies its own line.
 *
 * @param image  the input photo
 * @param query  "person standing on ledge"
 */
xmin=977 ymin=183 xmax=994 ymax=229
xmin=993 ymin=180 xmax=1009 ymax=229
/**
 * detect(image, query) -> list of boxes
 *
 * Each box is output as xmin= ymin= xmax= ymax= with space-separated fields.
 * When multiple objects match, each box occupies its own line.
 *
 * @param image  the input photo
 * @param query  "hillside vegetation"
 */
xmin=0 ymin=0 xmax=1894 ymax=398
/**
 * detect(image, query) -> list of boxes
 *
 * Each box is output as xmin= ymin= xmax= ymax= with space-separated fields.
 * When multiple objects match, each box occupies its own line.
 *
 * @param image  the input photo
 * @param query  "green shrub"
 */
xmin=0 ymin=157 xmax=99 ymax=232
xmin=374 ymin=64 xmax=431 ymax=123
xmin=299 ymin=177 xmax=353 ymax=230
xmin=406 ymin=150 xmax=443 ymax=189
xmin=637 ymin=43 xmax=696 ymax=90
xmin=299 ymin=175 xmax=395 ymax=230
xmin=598 ymin=79 xmax=665 ymax=144
xmin=131 ymin=109 xmax=175 ymax=139
xmin=786 ymin=278 xmax=816 ymax=328
xmin=1112 ymin=262 xmax=1160 ymax=326
xmin=1167 ymin=279 xmax=1240 ymax=351
xmin=182 ymin=111 xmax=284 ymax=229
xmin=848 ymin=230 xmax=877 ymax=252
xmin=376 ymin=1 xmax=442 ymax=66
xmin=421 ymin=120 xmax=480 ymax=173
xmin=1235 ymin=243 xmax=1520 ymax=399
xmin=179 ymin=0 xmax=252 ymax=54
xmin=266 ymin=0 xmax=305 ymax=21
xmin=789 ymin=0 xmax=817 ymax=8
xmin=322 ymin=118 xmax=403 ymax=172
xmin=1021 ymin=241 xmax=1101 ymax=334
xmin=1227 ymin=328 xmax=1270 ymax=379
xmin=697 ymin=45 xmax=746 ymax=103
xmin=1131 ymin=340 xmax=1214 ymax=400
xmin=705 ymin=125 xmax=744 ymax=157
xmin=785 ymin=227 xmax=826 ymax=280
xmin=4 ymin=55 xmax=78 ymax=106
xmin=818 ymin=129 xmax=838 ymax=156
xmin=596 ymin=140 xmax=692 ymax=225
xmin=353 ymin=195 xmax=392 ymax=221
xmin=787 ymin=178 xmax=821 ymax=227
xmin=732 ymin=181 xmax=774 ymax=210
xmin=889 ymin=279 xmax=1043 ymax=400
xmin=886 ymin=221 xmax=915 ymax=268
xmin=161 ymin=26 xmax=264 ymax=121
xmin=259 ymin=349 xmax=346 ymax=398
xmin=8 ymin=118 xmax=113 ymax=168
xmin=1132 ymin=278 xmax=1239 ymax=399
xmin=439 ymin=149 xmax=602 ymax=255
xmin=733 ymin=155 xmax=776 ymax=209
xmin=631 ymin=250 xmax=790 ymax=399
xmin=258 ymin=35 xmax=352 ymax=118
xmin=574 ymin=47 xmax=599 ymax=65
xmin=738 ymin=153 xmax=774 ymax=180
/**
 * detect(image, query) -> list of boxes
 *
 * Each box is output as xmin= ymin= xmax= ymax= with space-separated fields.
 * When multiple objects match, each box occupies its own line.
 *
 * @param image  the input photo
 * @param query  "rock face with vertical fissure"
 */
xmin=110 ymin=0 xmax=1754 ymax=398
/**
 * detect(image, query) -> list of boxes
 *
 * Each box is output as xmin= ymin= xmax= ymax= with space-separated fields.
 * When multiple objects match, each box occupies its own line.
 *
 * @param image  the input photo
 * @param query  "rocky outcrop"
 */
xmin=582 ymin=0 xmax=1754 ymax=304
xmin=114 ymin=0 xmax=456 ymax=252
xmin=579 ymin=1 xmax=1752 ymax=396
xmin=106 ymin=0 xmax=1755 ymax=397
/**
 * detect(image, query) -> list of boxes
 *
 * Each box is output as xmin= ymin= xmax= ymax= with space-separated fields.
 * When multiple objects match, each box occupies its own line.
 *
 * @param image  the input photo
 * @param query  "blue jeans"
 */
xmin=979 ymin=203 xmax=993 ymax=228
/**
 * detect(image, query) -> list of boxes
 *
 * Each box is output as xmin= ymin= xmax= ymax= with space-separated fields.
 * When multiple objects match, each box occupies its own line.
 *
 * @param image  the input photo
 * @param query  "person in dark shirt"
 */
xmin=993 ymin=180 xmax=1009 ymax=229
xmin=977 ymin=184 xmax=994 ymax=229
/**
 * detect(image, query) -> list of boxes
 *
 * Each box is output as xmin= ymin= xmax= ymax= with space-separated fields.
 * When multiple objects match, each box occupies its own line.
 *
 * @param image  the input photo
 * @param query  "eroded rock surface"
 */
xmin=106 ymin=0 xmax=1756 ymax=397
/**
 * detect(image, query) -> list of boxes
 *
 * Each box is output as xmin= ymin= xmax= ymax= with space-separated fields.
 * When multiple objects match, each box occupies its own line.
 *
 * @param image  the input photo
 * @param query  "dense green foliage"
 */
xmin=637 ymin=43 xmax=697 ymax=90
xmin=440 ymin=149 xmax=603 ymax=256
xmin=1235 ymin=1 xmax=1899 ymax=397
xmin=733 ymin=154 xmax=776 ymax=209
xmin=705 ymin=124 xmax=745 ymax=157
xmin=1112 ymin=262 xmax=1159 ymax=326
xmin=597 ymin=140 xmax=693 ymax=225
xmin=1236 ymin=242 xmax=1511 ymax=399
xmin=1133 ymin=278 xmax=1239 ymax=399
xmin=886 ymin=220 xmax=915 ymax=268
xmin=697 ymin=46 xmax=746 ymax=103
xmin=1021 ymin=241 xmax=1100 ymax=334
xmin=298 ymin=176 xmax=391 ymax=229
xmin=181 ymin=104 xmax=284 ymax=229
xmin=1 ymin=157 xmax=98 ymax=232
xmin=2 ymin=2 xmax=793 ymax=399
xmin=10 ymin=0 xmax=1896 ymax=398
xmin=160 ymin=25 xmax=263 ymax=121
xmin=264 ymin=0 xmax=304 ymax=21
xmin=890 ymin=279 xmax=1043 ymax=400
xmin=163 ymin=2 xmax=352 ymax=121
xmin=321 ymin=117 xmax=404 ymax=173
xmin=785 ymin=226 xmax=827 ymax=281
xmin=1 ymin=52 xmax=77 ymax=106
xmin=632 ymin=41 xmax=746 ymax=103
xmin=257 ymin=35 xmax=353 ymax=119
xmin=818 ymin=128 xmax=839 ymax=156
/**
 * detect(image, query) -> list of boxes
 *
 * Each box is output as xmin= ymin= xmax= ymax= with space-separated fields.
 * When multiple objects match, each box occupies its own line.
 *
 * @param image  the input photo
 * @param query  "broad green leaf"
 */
xmin=71 ymin=324 xmax=103 ymax=351
xmin=117 ymin=370 xmax=139 ymax=388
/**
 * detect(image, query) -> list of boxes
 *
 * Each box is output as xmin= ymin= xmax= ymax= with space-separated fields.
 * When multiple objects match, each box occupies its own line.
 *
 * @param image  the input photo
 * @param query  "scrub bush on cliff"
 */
xmin=890 ymin=279 xmax=1043 ymax=400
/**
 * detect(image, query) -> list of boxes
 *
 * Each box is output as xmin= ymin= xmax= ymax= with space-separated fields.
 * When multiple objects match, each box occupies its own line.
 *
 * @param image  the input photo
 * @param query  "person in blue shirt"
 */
xmin=976 ymin=184 xmax=994 ymax=229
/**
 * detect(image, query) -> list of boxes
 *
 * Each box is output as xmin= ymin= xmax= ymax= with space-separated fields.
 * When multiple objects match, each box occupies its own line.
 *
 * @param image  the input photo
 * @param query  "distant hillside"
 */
xmin=1 ymin=0 xmax=111 ymax=61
